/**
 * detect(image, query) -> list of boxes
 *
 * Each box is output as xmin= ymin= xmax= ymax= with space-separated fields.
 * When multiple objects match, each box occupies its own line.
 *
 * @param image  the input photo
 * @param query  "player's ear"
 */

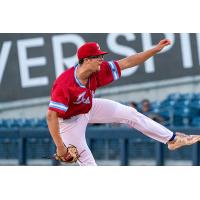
xmin=84 ymin=58 xmax=90 ymax=63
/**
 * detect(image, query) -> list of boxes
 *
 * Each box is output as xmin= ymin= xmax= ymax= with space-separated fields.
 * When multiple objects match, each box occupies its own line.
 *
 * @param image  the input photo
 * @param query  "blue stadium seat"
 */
xmin=190 ymin=100 xmax=200 ymax=117
xmin=160 ymin=99 xmax=176 ymax=109
xmin=179 ymin=93 xmax=194 ymax=101
xmin=151 ymin=107 xmax=160 ymax=114
xmin=167 ymin=93 xmax=181 ymax=101
xmin=39 ymin=118 xmax=48 ymax=128
xmin=17 ymin=119 xmax=25 ymax=127
xmin=17 ymin=119 xmax=32 ymax=128
xmin=174 ymin=99 xmax=191 ymax=109
xmin=191 ymin=117 xmax=200 ymax=127
xmin=190 ymin=100 xmax=200 ymax=108
xmin=151 ymin=101 xmax=161 ymax=110
xmin=29 ymin=118 xmax=41 ymax=127
xmin=173 ymin=107 xmax=191 ymax=126
xmin=0 ymin=119 xmax=7 ymax=128
xmin=18 ymin=118 xmax=47 ymax=128
xmin=159 ymin=109 xmax=174 ymax=121
xmin=4 ymin=119 xmax=20 ymax=128
xmin=192 ymin=93 xmax=200 ymax=101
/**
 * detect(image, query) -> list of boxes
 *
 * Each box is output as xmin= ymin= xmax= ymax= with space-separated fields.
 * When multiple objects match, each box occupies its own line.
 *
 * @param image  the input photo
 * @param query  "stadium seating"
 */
xmin=0 ymin=93 xmax=200 ymax=128
xmin=0 ymin=118 xmax=47 ymax=128
xmin=191 ymin=117 xmax=200 ymax=127
xmin=134 ymin=92 xmax=200 ymax=127
xmin=173 ymin=107 xmax=191 ymax=126
xmin=0 ymin=119 xmax=7 ymax=128
xmin=166 ymin=93 xmax=181 ymax=101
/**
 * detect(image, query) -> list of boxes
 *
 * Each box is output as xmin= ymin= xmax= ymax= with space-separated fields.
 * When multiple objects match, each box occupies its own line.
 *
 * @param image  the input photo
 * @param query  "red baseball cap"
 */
xmin=77 ymin=42 xmax=108 ymax=60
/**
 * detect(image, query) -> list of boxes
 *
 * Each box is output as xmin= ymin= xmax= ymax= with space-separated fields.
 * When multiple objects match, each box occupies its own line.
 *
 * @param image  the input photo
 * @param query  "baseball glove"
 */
xmin=54 ymin=144 xmax=81 ymax=163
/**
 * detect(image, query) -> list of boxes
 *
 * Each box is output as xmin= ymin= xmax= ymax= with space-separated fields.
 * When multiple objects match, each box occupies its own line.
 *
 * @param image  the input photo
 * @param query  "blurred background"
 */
xmin=0 ymin=33 xmax=200 ymax=166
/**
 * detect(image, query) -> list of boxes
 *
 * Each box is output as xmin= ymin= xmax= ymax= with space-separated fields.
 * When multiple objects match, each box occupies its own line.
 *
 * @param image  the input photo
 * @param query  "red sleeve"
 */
xmin=48 ymin=84 xmax=69 ymax=115
xmin=96 ymin=61 xmax=121 ymax=88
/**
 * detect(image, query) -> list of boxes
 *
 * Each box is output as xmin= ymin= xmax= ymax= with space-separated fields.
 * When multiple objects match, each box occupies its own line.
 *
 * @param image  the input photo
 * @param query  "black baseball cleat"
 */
xmin=167 ymin=132 xmax=200 ymax=150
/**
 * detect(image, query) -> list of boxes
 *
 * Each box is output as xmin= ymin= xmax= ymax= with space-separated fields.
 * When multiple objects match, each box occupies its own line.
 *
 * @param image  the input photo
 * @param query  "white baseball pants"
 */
xmin=59 ymin=98 xmax=173 ymax=166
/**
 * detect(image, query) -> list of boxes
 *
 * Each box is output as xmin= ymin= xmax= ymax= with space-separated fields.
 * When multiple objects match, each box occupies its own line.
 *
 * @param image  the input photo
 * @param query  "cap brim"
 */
xmin=97 ymin=51 xmax=108 ymax=56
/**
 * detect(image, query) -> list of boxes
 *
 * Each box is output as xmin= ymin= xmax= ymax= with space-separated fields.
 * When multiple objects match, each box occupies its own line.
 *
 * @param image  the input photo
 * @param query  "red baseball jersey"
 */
xmin=48 ymin=61 xmax=121 ymax=119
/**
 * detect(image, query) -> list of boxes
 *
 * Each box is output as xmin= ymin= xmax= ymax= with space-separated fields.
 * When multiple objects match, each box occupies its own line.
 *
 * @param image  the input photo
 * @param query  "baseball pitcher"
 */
xmin=47 ymin=39 xmax=200 ymax=166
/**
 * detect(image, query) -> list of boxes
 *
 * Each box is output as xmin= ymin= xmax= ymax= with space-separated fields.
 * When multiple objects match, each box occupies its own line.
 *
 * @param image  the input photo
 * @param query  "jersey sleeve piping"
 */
xmin=108 ymin=61 xmax=120 ymax=80
xmin=49 ymin=101 xmax=68 ymax=112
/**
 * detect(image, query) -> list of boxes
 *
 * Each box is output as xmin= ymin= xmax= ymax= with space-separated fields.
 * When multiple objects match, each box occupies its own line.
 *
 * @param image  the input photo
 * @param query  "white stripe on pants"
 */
xmin=59 ymin=98 xmax=173 ymax=166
